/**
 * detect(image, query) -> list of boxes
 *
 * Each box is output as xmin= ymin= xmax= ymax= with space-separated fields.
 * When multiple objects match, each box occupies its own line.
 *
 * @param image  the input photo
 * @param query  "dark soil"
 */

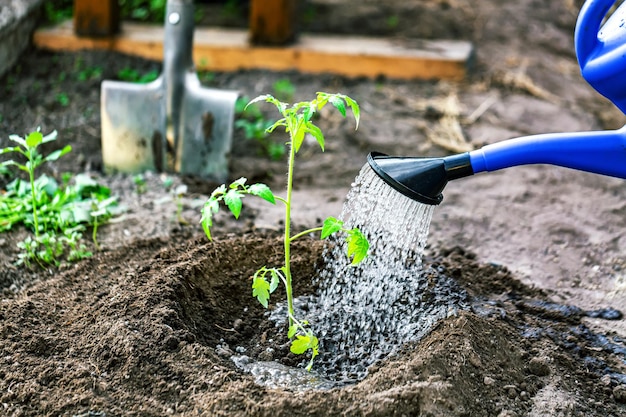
xmin=1 ymin=0 xmax=626 ymax=416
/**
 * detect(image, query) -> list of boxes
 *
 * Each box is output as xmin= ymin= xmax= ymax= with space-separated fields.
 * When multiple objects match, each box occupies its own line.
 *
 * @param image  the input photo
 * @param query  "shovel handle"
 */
xmin=163 ymin=0 xmax=196 ymax=163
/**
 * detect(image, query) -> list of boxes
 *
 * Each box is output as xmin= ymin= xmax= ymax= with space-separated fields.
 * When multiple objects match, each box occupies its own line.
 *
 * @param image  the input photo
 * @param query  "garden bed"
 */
xmin=1 ymin=0 xmax=625 ymax=416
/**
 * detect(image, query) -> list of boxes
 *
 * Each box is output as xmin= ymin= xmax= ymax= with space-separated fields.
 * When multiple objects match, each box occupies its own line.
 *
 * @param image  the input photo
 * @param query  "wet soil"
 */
xmin=1 ymin=0 xmax=626 ymax=416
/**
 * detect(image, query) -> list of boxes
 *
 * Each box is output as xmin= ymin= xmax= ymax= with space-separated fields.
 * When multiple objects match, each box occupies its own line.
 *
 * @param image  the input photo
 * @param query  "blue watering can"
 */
xmin=368 ymin=0 xmax=626 ymax=205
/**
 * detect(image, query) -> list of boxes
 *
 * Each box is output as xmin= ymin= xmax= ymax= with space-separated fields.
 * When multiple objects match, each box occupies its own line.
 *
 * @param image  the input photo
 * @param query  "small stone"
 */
xmin=497 ymin=410 xmax=517 ymax=417
xmin=503 ymin=384 xmax=518 ymax=399
xmin=163 ymin=336 xmax=179 ymax=351
xmin=216 ymin=344 xmax=233 ymax=357
xmin=613 ymin=384 xmax=626 ymax=403
xmin=528 ymin=356 xmax=551 ymax=376
xmin=601 ymin=374 xmax=612 ymax=386
xmin=258 ymin=349 xmax=273 ymax=361
xmin=484 ymin=376 xmax=495 ymax=385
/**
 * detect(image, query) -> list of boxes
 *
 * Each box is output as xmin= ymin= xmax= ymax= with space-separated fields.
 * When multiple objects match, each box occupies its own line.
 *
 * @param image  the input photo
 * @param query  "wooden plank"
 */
xmin=73 ymin=0 xmax=120 ymax=37
xmin=249 ymin=0 xmax=297 ymax=45
xmin=33 ymin=20 xmax=473 ymax=81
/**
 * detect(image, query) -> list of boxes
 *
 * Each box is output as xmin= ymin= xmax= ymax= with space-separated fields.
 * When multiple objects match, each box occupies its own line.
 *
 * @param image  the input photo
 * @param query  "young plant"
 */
xmin=0 ymin=129 xmax=70 ymax=237
xmin=0 ymin=129 xmax=120 ymax=267
xmin=235 ymin=96 xmax=285 ymax=160
xmin=132 ymin=174 xmax=148 ymax=194
xmin=201 ymin=92 xmax=369 ymax=370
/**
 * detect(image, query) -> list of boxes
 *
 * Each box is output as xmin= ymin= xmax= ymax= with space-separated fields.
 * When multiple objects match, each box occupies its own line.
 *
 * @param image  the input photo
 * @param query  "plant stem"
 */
xmin=92 ymin=217 xmax=99 ymax=250
xmin=289 ymin=227 xmax=323 ymax=242
xmin=27 ymin=154 xmax=40 ymax=238
xmin=284 ymin=141 xmax=296 ymax=328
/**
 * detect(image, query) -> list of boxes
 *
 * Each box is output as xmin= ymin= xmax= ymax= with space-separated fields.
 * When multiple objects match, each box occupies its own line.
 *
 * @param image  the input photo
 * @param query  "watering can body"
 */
xmin=576 ymin=0 xmax=626 ymax=114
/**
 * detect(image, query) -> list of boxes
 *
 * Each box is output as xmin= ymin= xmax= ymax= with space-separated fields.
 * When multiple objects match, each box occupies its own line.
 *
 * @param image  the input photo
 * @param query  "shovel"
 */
xmin=101 ymin=0 xmax=238 ymax=181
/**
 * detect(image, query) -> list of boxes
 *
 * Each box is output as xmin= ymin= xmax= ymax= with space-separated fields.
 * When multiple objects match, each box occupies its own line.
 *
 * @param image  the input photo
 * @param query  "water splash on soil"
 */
xmin=312 ymin=165 xmax=468 ymax=381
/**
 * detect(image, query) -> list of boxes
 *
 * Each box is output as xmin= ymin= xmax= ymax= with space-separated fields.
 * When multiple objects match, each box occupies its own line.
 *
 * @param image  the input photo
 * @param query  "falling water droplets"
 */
xmin=312 ymin=164 xmax=467 ymax=381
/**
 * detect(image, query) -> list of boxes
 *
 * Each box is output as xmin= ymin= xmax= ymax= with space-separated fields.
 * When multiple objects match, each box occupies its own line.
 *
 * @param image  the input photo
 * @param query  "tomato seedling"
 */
xmin=201 ymin=92 xmax=369 ymax=370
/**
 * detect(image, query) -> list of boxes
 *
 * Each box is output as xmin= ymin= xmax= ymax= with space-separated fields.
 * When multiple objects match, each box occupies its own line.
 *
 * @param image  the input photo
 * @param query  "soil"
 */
xmin=1 ymin=0 xmax=626 ymax=416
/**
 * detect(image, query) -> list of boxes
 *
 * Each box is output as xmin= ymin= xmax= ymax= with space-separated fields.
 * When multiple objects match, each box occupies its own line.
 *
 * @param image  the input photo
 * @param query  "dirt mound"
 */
xmin=1 ymin=236 xmax=624 ymax=416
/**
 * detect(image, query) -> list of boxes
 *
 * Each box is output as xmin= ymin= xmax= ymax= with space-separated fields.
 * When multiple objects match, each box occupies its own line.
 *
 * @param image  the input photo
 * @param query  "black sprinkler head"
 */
xmin=367 ymin=152 xmax=474 ymax=205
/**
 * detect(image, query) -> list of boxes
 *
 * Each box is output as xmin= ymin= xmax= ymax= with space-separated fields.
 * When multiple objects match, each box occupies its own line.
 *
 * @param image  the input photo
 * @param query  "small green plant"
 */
xmin=202 ymin=92 xmax=369 ymax=370
xmin=171 ymin=184 xmax=189 ymax=225
xmin=235 ymin=96 xmax=285 ymax=160
xmin=0 ymin=129 xmax=119 ymax=267
xmin=273 ymin=79 xmax=296 ymax=102
xmin=386 ymin=15 xmax=400 ymax=30
xmin=117 ymin=68 xmax=159 ymax=84
xmin=56 ymin=92 xmax=70 ymax=107
xmin=120 ymin=0 xmax=166 ymax=22
xmin=132 ymin=174 xmax=148 ymax=194
xmin=0 ymin=130 xmax=70 ymax=237
xmin=76 ymin=63 xmax=103 ymax=82
xmin=43 ymin=0 xmax=73 ymax=25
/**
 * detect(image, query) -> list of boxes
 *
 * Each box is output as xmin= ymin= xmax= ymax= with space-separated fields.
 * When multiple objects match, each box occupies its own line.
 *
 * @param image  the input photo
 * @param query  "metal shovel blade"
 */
xmin=101 ymin=77 xmax=166 ymax=173
xmin=178 ymin=73 xmax=237 ymax=180
xmin=100 ymin=0 xmax=237 ymax=180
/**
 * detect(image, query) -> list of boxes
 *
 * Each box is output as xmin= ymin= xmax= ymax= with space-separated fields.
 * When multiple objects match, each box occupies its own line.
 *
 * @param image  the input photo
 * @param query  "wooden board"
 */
xmin=33 ymin=20 xmax=473 ymax=81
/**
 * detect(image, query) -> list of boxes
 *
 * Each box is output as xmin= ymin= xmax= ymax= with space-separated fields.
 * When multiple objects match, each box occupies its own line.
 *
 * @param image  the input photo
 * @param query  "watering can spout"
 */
xmin=367 ymin=152 xmax=472 ymax=205
xmin=368 ymin=127 xmax=626 ymax=205
xmin=575 ymin=0 xmax=626 ymax=114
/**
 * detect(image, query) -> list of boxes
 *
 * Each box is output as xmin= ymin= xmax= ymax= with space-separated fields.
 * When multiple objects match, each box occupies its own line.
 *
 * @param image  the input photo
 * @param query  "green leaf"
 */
xmin=266 ymin=118 xmax=287 ymax=134
xmin=210 ymin=184 xmax=227 ymax=199
xmin=230 ymin=177 xmax=247 ymax=189
xmin=248 ymin=183 xmax=275 ymax=204
xmin=224 ymin=189 xmax=243 ymax=219
xmin=247 ymin=94 xmax=287 ymax=114
xmin=290 ymin=334 xmax=314 ymax=355
xmin=201 ymin=201 xmax=217 ymax=240
xmin=344 ymin=96 xmax=360 ymax=129
xmin=315 ymin=92 xmax=329 ymax=110
xmin=44 ymin=145 xmax=72 ymax=162
xmin=306 ymin=336 xmax=319 ymax=371
xmin=269 ymin=269 xmax=280 ymax=293
xmin=321 ymin=216 xmax=343 ymax=239
xmin=303 ymin=102 xmax=317 ymax=121
xmin=8 ymin=134 xmax=26 ymax=147
xmin=292 ymin=121 xmax=306 ymax=153
xmin=305 ymin=122 xmax=325 ymax=151
xmin=252 ymin=275 xmax=271 ymax=308
xmin=25 ymin=131 xmax=44 ymax=148
xmin=246 ymin=94 xmax=272 ymax=107
xmin=207 ymin=198 xmax=220 ymax=214
xmin=41 ymin=130 xmax=59 ymax=144
xmin=347 ymin=228 xmax=369 ymax=265
xmin=328 ymin=95 xmax=346 ymax=117
xmin=0 ymin=146 xmax=20 ymax=155
xmin=288 ymin=324 xmax=297 ymax=339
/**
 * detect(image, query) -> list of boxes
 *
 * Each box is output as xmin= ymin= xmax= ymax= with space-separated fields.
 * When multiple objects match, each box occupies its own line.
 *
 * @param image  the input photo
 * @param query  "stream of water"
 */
xmin=312 ymin=164 xmax=468 ymax=381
